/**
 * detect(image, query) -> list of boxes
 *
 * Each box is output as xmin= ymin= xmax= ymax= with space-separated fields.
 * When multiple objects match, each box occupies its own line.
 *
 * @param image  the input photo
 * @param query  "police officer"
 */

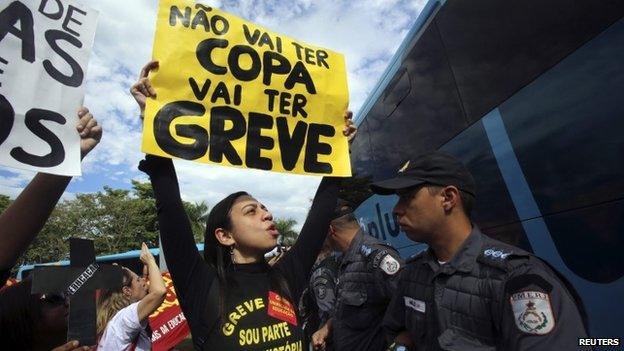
xmin=370 ymin=151 xmax=589 ymax=351
xmin=300 ymin=240 xmax=341 ymax=350
xmin=313 ymin=200 xmax=404 ymax=350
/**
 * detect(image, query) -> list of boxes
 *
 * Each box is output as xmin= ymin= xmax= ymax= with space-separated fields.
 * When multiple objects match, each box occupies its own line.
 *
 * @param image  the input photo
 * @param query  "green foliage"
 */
xmin=15 ymin=181 xmax=209 ymax=267
xmin=0 ymin=194 xmax=11 ymax=214
xmin=338 ymin=176 xmax=373 ymax=207
xmin=275 ymin=218 xmax=298 ymax=246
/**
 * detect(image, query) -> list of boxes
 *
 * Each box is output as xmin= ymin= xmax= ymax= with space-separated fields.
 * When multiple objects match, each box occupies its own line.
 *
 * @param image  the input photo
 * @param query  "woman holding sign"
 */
xmin=134 ymin=61 xmax=355 ymax=350
xmin=96 ymin=243 xmax=166 ymax=350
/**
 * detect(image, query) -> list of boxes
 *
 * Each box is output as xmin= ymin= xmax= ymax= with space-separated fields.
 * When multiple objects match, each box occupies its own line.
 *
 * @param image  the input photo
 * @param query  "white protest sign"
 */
xmin=0 ymin=0 xmax=98 ymax=176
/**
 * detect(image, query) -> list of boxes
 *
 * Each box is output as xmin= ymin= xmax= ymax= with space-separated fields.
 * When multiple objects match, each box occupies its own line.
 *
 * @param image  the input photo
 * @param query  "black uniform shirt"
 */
xmin=383 ymin=227 xmax=589 ymax=351
xmin=333 ymin=229 xmax=403 ymax=351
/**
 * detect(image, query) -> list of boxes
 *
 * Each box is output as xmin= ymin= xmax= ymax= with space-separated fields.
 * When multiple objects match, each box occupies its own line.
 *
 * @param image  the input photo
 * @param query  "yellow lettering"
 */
xmin=236 ymin=304 xmax=247 ymax=316
xmin=255 ymin=297 xmax=265 ymax=309
xmin=239 ymin=328 xmax=260 ymax=345
xmin=283 ymin=322 xmax=291 ymax=337
xmin=228 ymin=311 xmax=241 ymax=324
xmin=222 ymin=323 xmax=235 ymax=336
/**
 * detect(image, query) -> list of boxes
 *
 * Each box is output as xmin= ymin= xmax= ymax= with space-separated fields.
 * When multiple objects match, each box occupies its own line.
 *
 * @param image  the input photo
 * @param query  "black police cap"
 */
xmin=369 ymin=151 xmax=476 ymax=196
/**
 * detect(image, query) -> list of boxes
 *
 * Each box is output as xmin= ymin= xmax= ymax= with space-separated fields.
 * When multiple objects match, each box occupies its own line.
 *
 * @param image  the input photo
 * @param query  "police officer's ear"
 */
xmin=328 ymin=224 xmax=337 ymax=237
xmin=215 ymin=227 xmax=236 ymax=246
xmin=440 ymin=186 xmax=460 ymax=212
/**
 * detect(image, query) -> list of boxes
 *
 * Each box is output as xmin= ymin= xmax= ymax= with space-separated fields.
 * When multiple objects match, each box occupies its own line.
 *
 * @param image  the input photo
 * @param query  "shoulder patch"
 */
xmin=315 ymin=285 xmax=327 ymax=300
xmin=478 ymin=246 xmax=525 ymax=271
xmin=360 ymin=244 xmax=373 ymax=257
xmin=483 ymin=247 xmax=513 ymax=260
xmin=510 ymin=291 xmax=555 ymax=335
xmin=370 ymin=249 xmax=400 ymax=275
xmin=380 ymin=254 xmax=401 ymax=275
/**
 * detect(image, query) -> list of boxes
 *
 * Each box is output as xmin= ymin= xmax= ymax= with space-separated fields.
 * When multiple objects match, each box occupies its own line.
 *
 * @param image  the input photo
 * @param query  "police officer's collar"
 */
xmin=342 ymin=229 xmax=367 ymax=263
xmin=421 ymin=226 xmax=484 ymax=274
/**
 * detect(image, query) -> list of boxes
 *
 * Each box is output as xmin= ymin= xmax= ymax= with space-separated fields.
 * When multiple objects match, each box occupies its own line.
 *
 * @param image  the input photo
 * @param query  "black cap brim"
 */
xmin=370 ymin=177 xmax=427 ymax=195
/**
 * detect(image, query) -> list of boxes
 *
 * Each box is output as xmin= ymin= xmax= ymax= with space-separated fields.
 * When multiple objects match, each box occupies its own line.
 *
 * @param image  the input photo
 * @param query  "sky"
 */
xmin=0 ymin=0 xmax=425 ymax=229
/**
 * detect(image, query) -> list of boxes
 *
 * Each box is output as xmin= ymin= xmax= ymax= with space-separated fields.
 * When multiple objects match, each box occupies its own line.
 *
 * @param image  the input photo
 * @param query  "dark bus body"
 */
xmin=349 ymin=0 xmax=624 ymax=343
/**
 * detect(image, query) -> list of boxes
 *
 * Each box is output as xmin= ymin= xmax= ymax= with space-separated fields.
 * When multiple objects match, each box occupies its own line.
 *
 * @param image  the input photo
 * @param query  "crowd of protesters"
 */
xmin=0 ymin=60 xmax=590 ymax=351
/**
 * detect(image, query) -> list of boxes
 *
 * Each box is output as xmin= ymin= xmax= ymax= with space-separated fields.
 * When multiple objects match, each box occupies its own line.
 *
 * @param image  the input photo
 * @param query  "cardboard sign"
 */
xmin=143 ymin=0 xmax=351 ymax=176
xmin=0 ymin=0 xmax=98 ymax=176
xmin=32 ymin=238 xmax=124 ymax=346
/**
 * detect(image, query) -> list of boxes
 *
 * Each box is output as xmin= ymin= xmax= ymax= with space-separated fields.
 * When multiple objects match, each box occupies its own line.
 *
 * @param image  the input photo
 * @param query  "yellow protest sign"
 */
xmin=143 ymin=0 xmax=351 ymax=176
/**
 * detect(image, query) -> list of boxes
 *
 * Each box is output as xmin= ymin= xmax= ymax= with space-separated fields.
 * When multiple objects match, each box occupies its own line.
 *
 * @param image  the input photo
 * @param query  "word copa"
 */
xmin=170 ymin=4 xmax=328 ymax=95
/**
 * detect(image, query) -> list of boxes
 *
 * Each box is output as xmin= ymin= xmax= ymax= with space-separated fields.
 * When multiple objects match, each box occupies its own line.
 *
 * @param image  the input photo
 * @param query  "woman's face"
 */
xmin=124 ymin=269 xmax=148 ymax=301
xmin=228 ymin=195 xmax=280 ymax=254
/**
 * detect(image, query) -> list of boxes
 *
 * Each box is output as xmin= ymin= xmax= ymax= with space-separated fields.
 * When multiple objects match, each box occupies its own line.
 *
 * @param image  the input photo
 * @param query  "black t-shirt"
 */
xmin=140 ymin=156 xmax=338 ymax=350
xmin=207 ymin=263 xmax=305 ymax=350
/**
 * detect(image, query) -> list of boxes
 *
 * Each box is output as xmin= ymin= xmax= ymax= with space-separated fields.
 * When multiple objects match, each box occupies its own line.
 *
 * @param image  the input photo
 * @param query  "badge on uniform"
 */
xmin=510 ymin=291 xmax=555 ymax=335
xmin=404 ymin=297 xmax=425 ymax=313
xmin=316 ymin=285 xmax=326 ymax=299
xmin=380 ymin=255 xmax=400 ymax=275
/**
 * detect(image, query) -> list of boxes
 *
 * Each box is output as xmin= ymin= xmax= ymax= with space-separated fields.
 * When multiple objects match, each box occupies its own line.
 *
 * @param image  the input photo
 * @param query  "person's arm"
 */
xmin=0 ymin=107 xmax=101 ymax=273
xmin=138 ymin=156 xmax=211 ymax=294
xmin=383 ymin=273 xmax=409 ymax=345
xmin=499 ymin=259 xmax=590 ymax=351
xmin=275 ymin=176 xmax=339 ymax=297
xmin=276 ymin=111 xmax=356 ymax=299
xmin=137 ymin=243 xmax=167 ymax=321
xmin=370 ymin=248 xmax=404 ymax=299
xmin=312 ymin=267 xmax=337 ymax=320
xmin=51 ymin=340 xmax=92 ymax=351
xmin=312 ymin=318 xmax=333 ymax=350
xmin=134 ymin=61 xmax=215 ymax=301
xmin=386 ymin=332 xmax=415 ymax=350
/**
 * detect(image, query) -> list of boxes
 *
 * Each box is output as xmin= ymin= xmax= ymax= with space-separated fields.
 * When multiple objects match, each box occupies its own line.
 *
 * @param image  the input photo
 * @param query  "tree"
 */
xmin=275 ymin=218 xmax=298 ymax=246
xmin=185 ymin=201 xmax=209 ymax=242
xmin=0 ymin=195 xmax=11 ymax=214
xmin=14 ymin=181 xmax=209 ymax=268
xmin=338 ymin=176 xmax=373 ymax=206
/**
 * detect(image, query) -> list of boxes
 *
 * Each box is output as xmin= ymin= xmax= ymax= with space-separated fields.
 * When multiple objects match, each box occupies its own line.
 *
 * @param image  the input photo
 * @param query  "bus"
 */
xmin=348 ymin=0 xmax=624 ymax=344
xmin=16 ymin=244 xmax=205 ymax=280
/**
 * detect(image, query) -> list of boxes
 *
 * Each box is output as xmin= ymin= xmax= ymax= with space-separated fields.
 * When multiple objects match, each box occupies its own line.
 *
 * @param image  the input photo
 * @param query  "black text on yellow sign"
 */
xmin=143 ymin=0 xmax=350 ymax=176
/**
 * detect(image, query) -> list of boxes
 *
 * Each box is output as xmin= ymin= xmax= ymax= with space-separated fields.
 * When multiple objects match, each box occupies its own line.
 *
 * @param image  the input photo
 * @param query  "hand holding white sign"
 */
xmin=0 ymin=0 xmax=98 ymax=175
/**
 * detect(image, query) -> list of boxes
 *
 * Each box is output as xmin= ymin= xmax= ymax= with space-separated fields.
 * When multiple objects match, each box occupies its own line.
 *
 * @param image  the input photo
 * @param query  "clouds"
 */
xmin=0 ymin=0 xmax=424 ymax=230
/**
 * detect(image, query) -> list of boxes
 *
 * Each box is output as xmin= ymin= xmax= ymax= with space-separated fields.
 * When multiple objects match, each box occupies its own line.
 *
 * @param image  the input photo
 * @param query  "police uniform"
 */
xmin=300 ymin=253 xmax=341 ymax=349
xmin=333 ymin=229 xmax=404 ymax=351
xmin=383 ymin=227 xmax=589 ymax=351
xmin=311 ymin=253 xmax=341 ymax=324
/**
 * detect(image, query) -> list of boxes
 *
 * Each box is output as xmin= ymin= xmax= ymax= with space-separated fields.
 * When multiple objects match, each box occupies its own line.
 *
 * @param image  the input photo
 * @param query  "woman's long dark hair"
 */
xmin=203 ymin=191 xmax=292 ymax=325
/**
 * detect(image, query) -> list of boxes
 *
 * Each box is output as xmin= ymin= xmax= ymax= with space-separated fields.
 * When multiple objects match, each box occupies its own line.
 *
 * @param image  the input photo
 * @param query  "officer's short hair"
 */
xmin=331 ymin=212 xmax=358 ymax=227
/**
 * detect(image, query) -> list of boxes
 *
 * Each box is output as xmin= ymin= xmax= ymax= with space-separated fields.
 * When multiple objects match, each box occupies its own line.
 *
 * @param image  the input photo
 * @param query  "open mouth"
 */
xmin=267 ymin=224 xmax=279 ymax=237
